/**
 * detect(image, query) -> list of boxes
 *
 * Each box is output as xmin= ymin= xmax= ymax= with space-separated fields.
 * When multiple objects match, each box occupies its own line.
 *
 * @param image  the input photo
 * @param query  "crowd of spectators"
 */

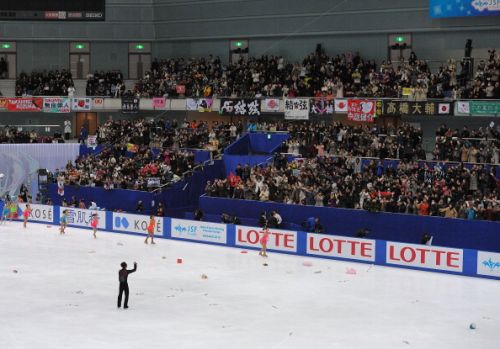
xmin=251 ymin=121 xmax=426 ymax=160
xmin=86 ymin=71 xmax=125 ymax=97
xmin=53 ymin=119 xmax=242 ymax=190
xmin=433 ymin=124 xmax=500 ymax=164
xmin=0 ymin=126 xmax=57 ymax=143
xmin=205 ymin=156 xmax=500 ymax=221
xmin=132 ymin=48 xmax=499 ymax=99
xmin=15 ymin=70 xmax=74 ymax=96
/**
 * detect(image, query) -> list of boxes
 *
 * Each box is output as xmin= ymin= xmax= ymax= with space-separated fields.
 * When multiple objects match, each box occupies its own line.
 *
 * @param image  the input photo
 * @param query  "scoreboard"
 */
xmin=0 ymin=0 xmax=105 ymax=21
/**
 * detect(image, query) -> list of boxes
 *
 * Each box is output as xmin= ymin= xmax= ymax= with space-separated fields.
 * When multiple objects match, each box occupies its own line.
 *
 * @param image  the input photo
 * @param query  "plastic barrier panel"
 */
xmin=476 ymin=251 xmax=500 ymax=278
xmin=63 ymin=208 xmax=106 ymax=229
xmin=18 ymin=204 xmax=54 ymax=223
xmin=112 ymin=212 xmax=163 ymax=236
xmin=307 ymin=233 xmax=375 ymax=262
xmin=171 ymin=218 xmax=227 ymax=244
xmin=235 ymin=225 xmax=297 ymax=252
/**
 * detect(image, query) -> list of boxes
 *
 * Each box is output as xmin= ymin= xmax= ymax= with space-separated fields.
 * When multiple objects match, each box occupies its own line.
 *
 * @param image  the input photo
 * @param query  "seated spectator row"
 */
xmin=16 ymin=70 xmax=74 ymax=97
xmin=205 ymin=156 xmax=500 ymax=221
xmin=86 ymin=71 xmax=125 ymax=97
xmin=135 ymin=49 xmax=499 ymax=99
xmin=54 ymin=119 xmax=243 ymax=190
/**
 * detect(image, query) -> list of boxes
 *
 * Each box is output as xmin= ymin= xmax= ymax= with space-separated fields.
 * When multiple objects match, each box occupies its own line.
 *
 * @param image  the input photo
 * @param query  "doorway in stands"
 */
xmin=76 ymin=112 xmax=98 ymax=136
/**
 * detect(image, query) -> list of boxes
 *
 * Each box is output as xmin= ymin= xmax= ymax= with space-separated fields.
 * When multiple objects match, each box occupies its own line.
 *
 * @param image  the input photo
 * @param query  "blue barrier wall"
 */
xmin=248 ymin=132 xmax=289 ymax=154
xmin=5 ymin=200 xmax=498 ymax=282
xmin=199 ymin=196 xmax=500 ymax=253
xmin=48 ymin=159 xmax=225 ymax=216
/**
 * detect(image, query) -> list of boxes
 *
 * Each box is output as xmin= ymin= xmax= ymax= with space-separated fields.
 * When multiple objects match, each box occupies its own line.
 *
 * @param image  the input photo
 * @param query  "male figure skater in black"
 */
xmin=118 ymin=261 xmax=137 ymax=309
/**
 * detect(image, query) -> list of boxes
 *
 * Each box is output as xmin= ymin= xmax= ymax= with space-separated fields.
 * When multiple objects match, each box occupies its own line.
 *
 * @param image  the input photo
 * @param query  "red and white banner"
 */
xmin=0 ymin=97 xmax=7 ymax=109
xmin=347 ymin=99 xmax=375 ymax=122
xmin=438 ymin=103 xmax=451 ymax=114
xmin=152 ymin=97 xmax=166 ymax=109
xmin=386 ymin=242 xmax=463 ymax=272
xmin=236 ymin=226 xmax=297 ymax=252
xmin=7 ymin=98 xmax=43 ymax=112
xmin=92 ymin=97 xmax=104 ymax=109
xmin=334 ymin=99 xmax=348 ymax=113
xmin=72 ymin=98 xmax=92 ymax=111
xmin=262 ymin=98 xmax=280 ymax=112
xmin=176 ymin=85 xmax=186 ymax=95
xmin=307 ymin=233 xmax=375 ymax=261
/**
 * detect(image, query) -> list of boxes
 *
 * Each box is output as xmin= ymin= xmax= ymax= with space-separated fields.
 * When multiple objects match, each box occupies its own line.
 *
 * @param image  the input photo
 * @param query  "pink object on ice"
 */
xmin=346 ymin=268 xmax=357 ymax=275
xmin=240 ymin=251 xmax=248 ymax=254
xmin=302 ymin=261 xmax=313 ymax=267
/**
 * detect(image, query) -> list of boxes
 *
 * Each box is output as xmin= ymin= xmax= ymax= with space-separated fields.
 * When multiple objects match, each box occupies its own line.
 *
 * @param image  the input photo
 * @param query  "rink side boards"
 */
xmin=3 ymin=202 xmax=499 ymax=281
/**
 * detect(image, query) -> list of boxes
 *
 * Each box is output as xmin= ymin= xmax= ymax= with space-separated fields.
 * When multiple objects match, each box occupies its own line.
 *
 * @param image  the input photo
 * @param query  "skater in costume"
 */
xmin=60 ymin=210 xmax=68 ymax=234
xmin=259 ymin=225 xmax=270 ymax=257
xmin=1 ymin=201 xmax=10 ymax=224
xmin=22 ymin=204 xmax=32 ymax=228
xmin=9 ymin=202 xmax=18 ymax=221
xmin=144 ymin=215 xmax=156 ymax=244
xmin=117 ymin=262 xmax=137 ymax=309
xmin=90 ymin=213 xmax=99 ymax=239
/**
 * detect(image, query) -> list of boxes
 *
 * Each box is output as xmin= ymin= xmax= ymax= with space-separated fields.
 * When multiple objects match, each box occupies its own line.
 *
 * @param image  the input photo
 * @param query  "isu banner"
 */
xmin=284 ymin=98 xmax=309 ymax=120
xmin=220 ymin=99 xmax=261 ymax=116
xmin=71 ymin=98 xmax=92 ymax=111
xmin=235 ymin=226 xmax=297 ymax=252
xmin=171 ymin=218 xmax=226 ymax=244
xmin=262 ymin=98 xmax=280 ymax=112
xmin=18 ymin=204 xmax=54 ymax=223
xmin=112 ymin=212 xmax=163 ymax=236
xmin=64 ymin=208 xmax=106 ymax=229
xmin=7 ymin=98 xmax=43 ymax=112
xmin=476 ymin=251 xmax=500 ymax=278
xmin=43 ymin=97 xmax=71 ymax=113
xmin=307 ymin=233 xmax=375 ymax=262
xmin=386 ymin=242 xmax=463 ymax=272
xmin=309 ymin=98 xmax=334 ymax=115
xmin=186 ymin=98 xmax=213 ymax=112
xmin=152 ymin=97 xmax=166 ymax=109
xmin=347 ymin=99 xmax=376 ymax=122
xmin=121 ymin=96 xmax=139 ymax=113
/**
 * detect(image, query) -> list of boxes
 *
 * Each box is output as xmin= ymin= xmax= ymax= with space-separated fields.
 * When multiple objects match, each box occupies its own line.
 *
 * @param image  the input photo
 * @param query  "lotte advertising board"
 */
xmin=112 ymin=212 xmax=163 ymax=236
xmin=64 ymin=208 xmax=106 ymax=229
xmin=235 ymin=226 xmax=297 ymax=252
xmin=386 ymin=242 xmax=463 ymax=272
xmin=171 ymin=218 xmax=227 ymax=244
xmin=18 ymin=204 xmax=54 ymax=223
xmin=307 ymin=233 xmax=375 ymax=262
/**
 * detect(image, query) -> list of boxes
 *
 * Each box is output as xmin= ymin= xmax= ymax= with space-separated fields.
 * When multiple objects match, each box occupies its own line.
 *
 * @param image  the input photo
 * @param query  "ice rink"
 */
xmin=0 ymin=222 xmax=499 ymax=349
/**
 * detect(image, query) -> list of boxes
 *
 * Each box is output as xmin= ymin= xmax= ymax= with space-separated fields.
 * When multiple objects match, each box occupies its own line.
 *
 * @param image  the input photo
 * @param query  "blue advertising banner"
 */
xmin=430 ymin=0 xmax=500 ymax=18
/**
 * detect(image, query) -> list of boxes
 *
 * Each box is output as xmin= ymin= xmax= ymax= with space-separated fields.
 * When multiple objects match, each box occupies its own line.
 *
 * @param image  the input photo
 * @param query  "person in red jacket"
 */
xmin=418 ymin=199 xmax=430 ymax=216
xmin=144 ymin=215 xmax=156 ymax=244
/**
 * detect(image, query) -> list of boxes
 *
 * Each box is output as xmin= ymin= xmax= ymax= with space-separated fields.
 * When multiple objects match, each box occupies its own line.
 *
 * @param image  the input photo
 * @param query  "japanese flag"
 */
xmin=334 ymin=99 xmax=348 ymax=113
xmin=438 ymin=103 xmax=450 ymax=114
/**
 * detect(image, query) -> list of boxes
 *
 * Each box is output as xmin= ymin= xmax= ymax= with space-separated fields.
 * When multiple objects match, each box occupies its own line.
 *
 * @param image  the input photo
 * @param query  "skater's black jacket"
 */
xmin=119 ymin=264 xmax=137 ymax=283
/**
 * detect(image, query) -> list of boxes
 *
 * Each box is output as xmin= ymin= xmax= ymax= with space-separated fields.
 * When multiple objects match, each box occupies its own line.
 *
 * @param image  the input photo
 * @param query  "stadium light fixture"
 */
xmin=135 ymin=44 xmax=145 ymax=50
xmin=235 ymin=41 xmax=243 ymax=47
xmin=1 ymin=43 xmax=11 ymax=49
xmin=75 ymin=44 xmax=85 ymax=49
xmin=394 ymin=36 xmax=405 ymax=43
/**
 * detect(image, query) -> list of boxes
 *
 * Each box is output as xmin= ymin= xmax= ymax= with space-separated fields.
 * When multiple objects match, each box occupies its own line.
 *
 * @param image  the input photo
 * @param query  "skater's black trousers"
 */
xmin=118 ymin=282 xmax=129 ymax=307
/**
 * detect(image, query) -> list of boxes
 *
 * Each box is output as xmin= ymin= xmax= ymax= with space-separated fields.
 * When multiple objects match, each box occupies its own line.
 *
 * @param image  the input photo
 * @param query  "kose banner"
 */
xmin=64 ymin=208 xmax=106 ymax=229
xmin=307 ymin=233 xmax=375 ymax=262
xmin=235 ymin=226 xmax=297 ymax=252
xmin=171 ymin=218 xmax=227 ymax=244
xmin=112 ymin=212 xmax=163 ymax=236
xmin=18 ymin=204 xmax=54 ymax=223
xmin=386 ymin=242 xmax=463 ymax=272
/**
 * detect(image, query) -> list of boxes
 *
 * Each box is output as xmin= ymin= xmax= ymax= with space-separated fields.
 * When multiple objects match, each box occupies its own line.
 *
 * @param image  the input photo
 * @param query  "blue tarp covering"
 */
xmin=199 ymin=196 xmax=500 ymax=252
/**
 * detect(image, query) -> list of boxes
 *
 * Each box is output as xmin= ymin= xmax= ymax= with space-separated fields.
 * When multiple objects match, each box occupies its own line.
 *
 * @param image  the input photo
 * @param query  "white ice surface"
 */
xmin=0 ymin=222 xmax=499 ymax=349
